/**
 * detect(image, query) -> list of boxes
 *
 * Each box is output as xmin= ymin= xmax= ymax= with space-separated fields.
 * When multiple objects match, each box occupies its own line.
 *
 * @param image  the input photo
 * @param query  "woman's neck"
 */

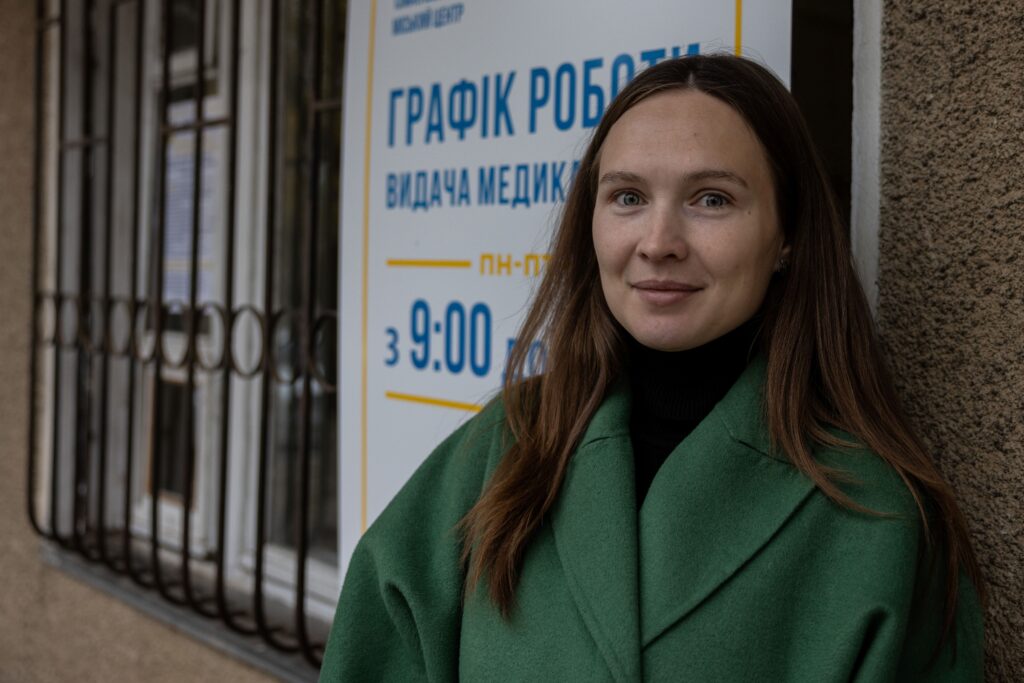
xmin=627 ymin=315 xmax=762 ymax=503
xmin=627 ymin=316 xmax=761 ymax=421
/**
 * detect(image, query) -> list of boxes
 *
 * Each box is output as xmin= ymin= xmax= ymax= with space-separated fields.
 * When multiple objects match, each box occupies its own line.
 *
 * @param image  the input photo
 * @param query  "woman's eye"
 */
xmin=615 ymin=191 xmax=642 ymax=207
xmin=697 ymin=193 xmax=730 ymax=209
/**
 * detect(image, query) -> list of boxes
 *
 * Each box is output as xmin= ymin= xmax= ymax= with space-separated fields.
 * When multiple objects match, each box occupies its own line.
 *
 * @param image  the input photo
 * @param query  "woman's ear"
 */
xmin=774 ymin=244 xmax=792 ymax=274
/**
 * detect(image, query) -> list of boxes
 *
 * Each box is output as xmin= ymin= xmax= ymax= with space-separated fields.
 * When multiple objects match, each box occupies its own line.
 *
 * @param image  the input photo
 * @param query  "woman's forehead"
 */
xmin=597 ymin=90 xmax=770 ymax=183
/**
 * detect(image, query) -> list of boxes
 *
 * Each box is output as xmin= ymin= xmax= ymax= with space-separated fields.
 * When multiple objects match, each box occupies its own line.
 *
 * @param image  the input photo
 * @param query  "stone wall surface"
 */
xmin=878 ymin=2 xmax=1023 ymax=680
xmin=0 ymin=1 xmax=273 ymax=680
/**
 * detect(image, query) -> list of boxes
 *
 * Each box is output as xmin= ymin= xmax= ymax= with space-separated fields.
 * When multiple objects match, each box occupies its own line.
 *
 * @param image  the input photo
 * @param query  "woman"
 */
xmin=320 ymin=55 xmax=985 ymax=681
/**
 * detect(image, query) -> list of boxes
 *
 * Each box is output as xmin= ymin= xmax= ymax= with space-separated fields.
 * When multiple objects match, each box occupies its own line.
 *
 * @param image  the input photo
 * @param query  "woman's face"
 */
xmin=592 ymin=89 xmax=788 ymax=352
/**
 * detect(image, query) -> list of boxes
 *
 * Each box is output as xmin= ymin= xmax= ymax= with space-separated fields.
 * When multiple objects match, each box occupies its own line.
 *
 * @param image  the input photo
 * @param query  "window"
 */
xmin=28 ymin=0 xmax=344 ymax=671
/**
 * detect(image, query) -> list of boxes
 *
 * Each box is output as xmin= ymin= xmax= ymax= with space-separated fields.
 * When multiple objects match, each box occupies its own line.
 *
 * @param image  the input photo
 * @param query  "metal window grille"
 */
xmin=27 ymin=0 xmax=344 ymax=670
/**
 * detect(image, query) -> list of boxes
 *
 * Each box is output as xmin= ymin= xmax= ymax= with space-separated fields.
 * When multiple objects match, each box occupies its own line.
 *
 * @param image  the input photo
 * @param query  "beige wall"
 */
xmin=878 ymin=2 xmax=1023 ymax=679
xmin=0 ymin=1 xmax=271 ymax=680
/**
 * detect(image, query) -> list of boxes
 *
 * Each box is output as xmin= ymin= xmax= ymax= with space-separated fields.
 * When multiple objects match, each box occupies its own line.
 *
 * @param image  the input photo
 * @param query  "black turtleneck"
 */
xmin=628 ymin=316 xmax=761 ymax=505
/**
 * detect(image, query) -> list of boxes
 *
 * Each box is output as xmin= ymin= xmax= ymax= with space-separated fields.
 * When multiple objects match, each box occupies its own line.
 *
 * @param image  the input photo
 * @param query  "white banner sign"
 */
xmin=339 ymin=0 xmax=791 ymax=574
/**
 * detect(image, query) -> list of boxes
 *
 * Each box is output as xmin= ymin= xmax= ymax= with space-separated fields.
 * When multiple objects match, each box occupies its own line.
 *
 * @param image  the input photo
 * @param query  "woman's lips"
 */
xmin=631 ymin=280 xmax=702 ymax=305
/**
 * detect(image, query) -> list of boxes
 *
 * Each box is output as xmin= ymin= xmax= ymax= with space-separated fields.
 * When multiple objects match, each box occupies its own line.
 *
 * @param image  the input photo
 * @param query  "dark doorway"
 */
xmin=792 ymin=0 xmax=854 ymax=227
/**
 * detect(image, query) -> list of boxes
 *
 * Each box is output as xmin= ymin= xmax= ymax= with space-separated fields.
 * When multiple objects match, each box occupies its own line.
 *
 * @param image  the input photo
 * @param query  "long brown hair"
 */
xmin=458 ymin=55 xmax=984 ymax=641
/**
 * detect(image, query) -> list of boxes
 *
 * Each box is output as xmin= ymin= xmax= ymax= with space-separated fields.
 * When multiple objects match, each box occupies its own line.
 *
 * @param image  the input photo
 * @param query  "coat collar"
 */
xmin=550 ymin=384 xmax=640 ymax=682
xmin=550 ymin=356 xmax=817 ymax=674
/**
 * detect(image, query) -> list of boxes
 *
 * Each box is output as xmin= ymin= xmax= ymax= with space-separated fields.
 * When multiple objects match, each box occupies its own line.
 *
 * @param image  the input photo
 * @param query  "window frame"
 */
xmin=27 ymin=0 xmax=344 ymax=671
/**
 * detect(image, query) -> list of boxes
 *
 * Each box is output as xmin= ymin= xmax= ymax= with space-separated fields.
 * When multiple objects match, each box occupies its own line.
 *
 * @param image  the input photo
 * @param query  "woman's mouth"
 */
xmin=631 ymin=280 xmax=703 ymax=305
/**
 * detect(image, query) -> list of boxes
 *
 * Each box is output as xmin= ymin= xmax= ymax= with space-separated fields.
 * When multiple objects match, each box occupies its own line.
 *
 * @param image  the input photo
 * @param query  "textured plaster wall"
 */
xmin=878 ymin=2 xmax=1023 ymax=679
xmin=0 ymin=1 xmax=271 ymax=680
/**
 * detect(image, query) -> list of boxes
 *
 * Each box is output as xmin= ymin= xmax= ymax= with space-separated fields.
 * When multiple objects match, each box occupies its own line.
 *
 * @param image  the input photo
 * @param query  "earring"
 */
xmin=774 ymin=256 xmax=790 ymax=273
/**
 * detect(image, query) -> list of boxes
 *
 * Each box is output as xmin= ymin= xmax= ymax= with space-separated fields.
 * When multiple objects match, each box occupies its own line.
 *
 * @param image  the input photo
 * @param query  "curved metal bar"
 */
xmin=106 ymin=295 xmax=135 ymax=357
xmin=47 ymin=0 xmax=71 ymax=549
xmin=158 ymin=298 xmax=193 ymax=370
xmin=36 ymin=292 xmax=59 ymax=347
xmin=309 ymin=309 xmax=338 ymax=392
xmin=194 ymin=301 xmax=229 ymax=372
xmin=267 ymin=308 xmax=303 ymax=386
xmin=294 ymin=0 xmax=327 ymax=665
xmin=28 ymin=0 xmax=50 ymax=536
xmin=148 ymin=0 xmax=188 ymax=606
xmin=227 ymin=303 xmax=265 ymax=378
xmin=130 ymin=298 xmax=158 ymax=362
xmin=121 ymin=0 xmax=155 ymax=591
xmin=179 ymin=0 xmax=220 ymax=618
xmin=252 ymin=0 xmax=300 ymax=653
xmin=211 ymin=0 xmax=260 ymax=636
xmin=95 ymin=0 xmax=124 ymax=571
xmin=70 ymin=0 xmax=103 ymax=563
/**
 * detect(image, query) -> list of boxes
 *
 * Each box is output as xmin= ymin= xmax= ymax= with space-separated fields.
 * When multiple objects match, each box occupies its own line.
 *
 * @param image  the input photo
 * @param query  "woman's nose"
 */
xmin=637 ymin=207 xmax=689 ymax=261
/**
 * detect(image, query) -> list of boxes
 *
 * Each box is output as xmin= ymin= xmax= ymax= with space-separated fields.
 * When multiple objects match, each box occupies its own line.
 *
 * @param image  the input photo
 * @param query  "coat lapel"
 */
xmin=638 ymin=356 xmax=817 ymax=645
xmin=550 ymin=386 xmax=643 ymax=683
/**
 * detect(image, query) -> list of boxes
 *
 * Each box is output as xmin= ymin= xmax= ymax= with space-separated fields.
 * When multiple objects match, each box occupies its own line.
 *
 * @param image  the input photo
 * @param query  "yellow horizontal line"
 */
xmin=385 ymin=259 xmax=472 ymax=268
xmin=385 ymin=391 xmax=482 ymax=413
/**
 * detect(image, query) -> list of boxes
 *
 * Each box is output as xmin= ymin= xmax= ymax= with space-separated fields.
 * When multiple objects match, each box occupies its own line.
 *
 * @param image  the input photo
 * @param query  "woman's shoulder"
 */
xmin=812 ymin=436 xmax=987 ymax=679
xmin=810 ymin=429 xmax=922 ymax=520
xmin=326 ymin=400 xmax=515 ymax=682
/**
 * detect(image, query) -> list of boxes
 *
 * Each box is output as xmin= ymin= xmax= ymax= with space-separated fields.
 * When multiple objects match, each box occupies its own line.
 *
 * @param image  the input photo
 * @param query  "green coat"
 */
xmin=320 ymin=358 xmax=984 ymax=682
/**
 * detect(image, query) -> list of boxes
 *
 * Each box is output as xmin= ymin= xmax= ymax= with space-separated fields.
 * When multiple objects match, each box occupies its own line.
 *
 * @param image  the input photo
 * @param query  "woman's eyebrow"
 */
xmin=598 ymin=168 xmax=749 ymax=188
xmin=598 ymin=170 xmax=645 ymax=186
xmin=685 ymin=168 xmax=749 ymax=188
